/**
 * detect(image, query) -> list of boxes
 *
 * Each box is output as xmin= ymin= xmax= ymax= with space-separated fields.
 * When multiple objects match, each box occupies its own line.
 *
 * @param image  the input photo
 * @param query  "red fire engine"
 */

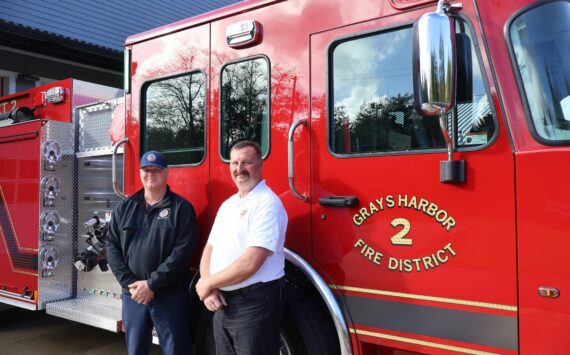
xmin=1 ymin=0 xmax=569 ymax=354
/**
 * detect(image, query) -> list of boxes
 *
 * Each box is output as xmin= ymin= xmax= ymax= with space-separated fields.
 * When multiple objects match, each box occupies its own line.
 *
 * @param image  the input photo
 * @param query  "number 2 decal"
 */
xmin=390 ymin=218 xmax=412 ymax=245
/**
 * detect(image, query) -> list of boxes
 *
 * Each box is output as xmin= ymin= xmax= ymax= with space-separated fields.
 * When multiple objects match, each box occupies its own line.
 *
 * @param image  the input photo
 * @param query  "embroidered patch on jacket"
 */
xmin=158 ymin=208 xmax=170 ymax=219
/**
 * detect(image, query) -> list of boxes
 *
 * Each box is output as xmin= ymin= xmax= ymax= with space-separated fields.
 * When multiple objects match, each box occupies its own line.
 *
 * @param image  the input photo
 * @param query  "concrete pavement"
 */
xmin=0 ymin=307 xmax=161 ymax=355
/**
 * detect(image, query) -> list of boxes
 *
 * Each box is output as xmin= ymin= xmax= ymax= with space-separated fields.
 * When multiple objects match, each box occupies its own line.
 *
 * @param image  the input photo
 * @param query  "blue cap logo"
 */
xmin=140 ymin=151 xmax=167 ymax=169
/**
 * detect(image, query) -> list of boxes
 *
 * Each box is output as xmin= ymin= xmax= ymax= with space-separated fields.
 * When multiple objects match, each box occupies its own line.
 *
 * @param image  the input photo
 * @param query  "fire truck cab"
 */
xmin=1 ymin=0 xmax=570 ymax=354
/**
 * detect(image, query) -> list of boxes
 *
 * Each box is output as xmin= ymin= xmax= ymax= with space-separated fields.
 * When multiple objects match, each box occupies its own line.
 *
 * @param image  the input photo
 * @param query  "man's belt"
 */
xmin=220 ymin=278 xmax=282 ymax=298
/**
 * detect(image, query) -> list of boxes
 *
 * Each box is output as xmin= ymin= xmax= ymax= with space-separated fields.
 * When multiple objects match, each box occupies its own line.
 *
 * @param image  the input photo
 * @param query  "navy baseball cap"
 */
xmin=140 ymin=151 xmax=167 ymax=169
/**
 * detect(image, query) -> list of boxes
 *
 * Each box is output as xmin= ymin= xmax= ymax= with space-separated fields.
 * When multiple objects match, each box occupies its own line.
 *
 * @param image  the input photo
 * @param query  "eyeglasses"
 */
xmin=141 ymin=168 xmax=164 ymax=174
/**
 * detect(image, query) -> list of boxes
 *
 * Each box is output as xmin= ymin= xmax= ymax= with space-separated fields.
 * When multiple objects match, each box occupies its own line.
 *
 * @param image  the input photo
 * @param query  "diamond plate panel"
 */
xmin=72 ymin=79 xmax=123 ymax=153
xmin=71 ymin=80 xmax=122 ymax=109
xmin=78 ymin=100 xmax=122 ymax=152
xmin=38 ymin=120 xmax=76 ymax=309
xmin=46 ymin=293 xmax=122 ymax=332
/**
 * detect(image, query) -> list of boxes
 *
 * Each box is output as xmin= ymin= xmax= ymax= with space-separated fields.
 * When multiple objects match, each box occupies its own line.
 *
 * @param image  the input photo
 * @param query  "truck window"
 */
xmin=509 ymin=0 xmax=570 ymax=144
xmin=142 ymin=72 xmax=206 ymax=165
xmin=330 ymin=20 xmax=494 ymax=155
xmin=220 ymin=57 xmax=270 ymax=160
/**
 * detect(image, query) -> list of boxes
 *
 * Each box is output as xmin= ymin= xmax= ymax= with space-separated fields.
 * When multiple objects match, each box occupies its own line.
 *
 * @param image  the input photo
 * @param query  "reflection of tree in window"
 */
xmin=145 ymin=73 xmax=206 ymax=165
xmin=333 ymin=94 xmax=444 ymax=153
xmin=221 ymin=58 xmax=269 ymax=159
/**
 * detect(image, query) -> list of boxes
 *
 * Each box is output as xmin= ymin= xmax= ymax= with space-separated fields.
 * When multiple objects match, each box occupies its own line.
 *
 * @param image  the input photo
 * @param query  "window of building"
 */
xmin=142 ymin=72 xmax=206 ymax=165
xmin=330 ymin=19 xmax=494 ymax=155
xmin=220 ymin=57 xmax=270 ymax=160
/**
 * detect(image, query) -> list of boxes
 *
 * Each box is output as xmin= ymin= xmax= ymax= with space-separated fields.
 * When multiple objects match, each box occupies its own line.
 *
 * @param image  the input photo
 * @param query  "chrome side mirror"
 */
xmin=413 ymin=0 xmax=456 ymax=116
xmin=413 ymin=0 xmax=465 ymax=183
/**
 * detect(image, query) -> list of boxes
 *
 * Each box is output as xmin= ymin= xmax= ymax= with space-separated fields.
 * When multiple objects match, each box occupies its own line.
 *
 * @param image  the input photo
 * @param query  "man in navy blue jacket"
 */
xmin=107 ymin=150 xmax=196 ymax=355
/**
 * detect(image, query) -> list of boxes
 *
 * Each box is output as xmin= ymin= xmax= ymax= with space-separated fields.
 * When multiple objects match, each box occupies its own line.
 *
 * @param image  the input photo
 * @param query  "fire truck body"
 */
xmin=1 ymin=0 xmax=569 ymax=354
xmin=0 ymin=79 xmax=123 ymax=321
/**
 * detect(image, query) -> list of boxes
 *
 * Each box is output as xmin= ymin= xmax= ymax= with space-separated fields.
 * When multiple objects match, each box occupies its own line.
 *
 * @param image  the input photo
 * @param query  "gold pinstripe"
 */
xmin=332 ymin=285 xmax=517 ymax=311
xmin=350 ymin=328 xmax=501 ymax=355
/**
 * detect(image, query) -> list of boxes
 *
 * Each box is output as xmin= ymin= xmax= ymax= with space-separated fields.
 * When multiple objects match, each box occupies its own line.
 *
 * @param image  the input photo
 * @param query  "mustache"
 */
xmin=235 ymin=171 xmax=250 ymax=177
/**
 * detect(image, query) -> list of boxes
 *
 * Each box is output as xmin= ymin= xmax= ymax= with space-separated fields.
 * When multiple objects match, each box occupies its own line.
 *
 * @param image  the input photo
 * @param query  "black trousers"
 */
xmin=213 ymin=279 xmax=283 ymax=355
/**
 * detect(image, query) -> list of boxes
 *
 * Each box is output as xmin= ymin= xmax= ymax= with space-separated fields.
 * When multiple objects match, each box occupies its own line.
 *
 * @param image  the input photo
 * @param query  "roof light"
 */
xmin=45 ymin=87 xmax=65 ymax=104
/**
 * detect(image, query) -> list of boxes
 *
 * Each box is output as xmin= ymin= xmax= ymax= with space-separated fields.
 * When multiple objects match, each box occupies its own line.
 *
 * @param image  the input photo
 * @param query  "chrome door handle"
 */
xmin=288 ymin=119 xmax=307 ymax=201
xmin=112 ymin=138 xmax=128 ymax=199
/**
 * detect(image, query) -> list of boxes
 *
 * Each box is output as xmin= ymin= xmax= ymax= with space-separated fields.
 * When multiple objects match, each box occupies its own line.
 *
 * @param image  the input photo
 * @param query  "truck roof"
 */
xmin=125 ymin=0 xmax=281 ymax=47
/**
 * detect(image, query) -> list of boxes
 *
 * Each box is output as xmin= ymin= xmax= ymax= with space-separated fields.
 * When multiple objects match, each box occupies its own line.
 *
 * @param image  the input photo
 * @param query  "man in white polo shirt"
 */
xmin=196 ymin=140 xmax=287 ymax=355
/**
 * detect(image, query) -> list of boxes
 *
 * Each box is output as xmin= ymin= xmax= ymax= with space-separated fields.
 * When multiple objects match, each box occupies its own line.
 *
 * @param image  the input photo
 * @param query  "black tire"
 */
xmin=280 ymin=277 xmax=340 ymax=355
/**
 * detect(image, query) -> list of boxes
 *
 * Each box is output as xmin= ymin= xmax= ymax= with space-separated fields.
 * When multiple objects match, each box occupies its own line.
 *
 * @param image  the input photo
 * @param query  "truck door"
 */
xmin=310 ymin=13 xmax=519 ymax=355
xmin=126 ymin=24 xmax=210 ymax=251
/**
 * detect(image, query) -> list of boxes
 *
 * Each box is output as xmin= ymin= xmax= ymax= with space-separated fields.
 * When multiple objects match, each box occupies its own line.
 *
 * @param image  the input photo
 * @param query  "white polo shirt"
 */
xmin=208 ymin=180 xmax=288 ymax=291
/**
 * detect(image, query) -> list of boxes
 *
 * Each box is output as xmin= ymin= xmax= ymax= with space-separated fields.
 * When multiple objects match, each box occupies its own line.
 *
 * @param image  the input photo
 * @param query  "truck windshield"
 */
xmin=509 ymin=1 xmax=570 ymax=143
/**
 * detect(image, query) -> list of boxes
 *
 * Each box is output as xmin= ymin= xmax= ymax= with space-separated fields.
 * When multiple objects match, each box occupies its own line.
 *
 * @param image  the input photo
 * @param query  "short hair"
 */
xmin=230 ymin=140 xmax=262 ymax=160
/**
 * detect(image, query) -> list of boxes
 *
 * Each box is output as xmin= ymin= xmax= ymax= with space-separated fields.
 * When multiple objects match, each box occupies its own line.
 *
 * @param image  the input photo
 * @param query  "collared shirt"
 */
xmin=208 ymin=180 xmax=288 ymax=291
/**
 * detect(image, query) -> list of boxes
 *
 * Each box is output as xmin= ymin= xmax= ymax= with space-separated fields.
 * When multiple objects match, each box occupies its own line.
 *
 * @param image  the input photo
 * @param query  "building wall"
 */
xmin=0 ymin=0 xmax=240 ymax=92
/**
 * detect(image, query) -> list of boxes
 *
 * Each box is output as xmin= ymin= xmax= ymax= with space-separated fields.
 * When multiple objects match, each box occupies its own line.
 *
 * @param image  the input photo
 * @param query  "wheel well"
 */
xmin=284 ymin=262 xmax=330 ymax=313
xmin=283 ymin=261 xmax=342 ymax=355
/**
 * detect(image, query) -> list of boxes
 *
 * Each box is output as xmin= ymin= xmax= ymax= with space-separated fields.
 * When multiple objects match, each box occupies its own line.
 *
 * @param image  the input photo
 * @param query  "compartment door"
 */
xmin=127 ymin=24 xmax=210 ymax=254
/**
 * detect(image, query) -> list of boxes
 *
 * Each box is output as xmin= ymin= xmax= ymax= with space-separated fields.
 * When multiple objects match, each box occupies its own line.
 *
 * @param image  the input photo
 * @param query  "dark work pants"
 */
xmin=213 ymin=279 xmax=283 ymax=355
xmin=122 ymin=292 xmax=192 ymax=355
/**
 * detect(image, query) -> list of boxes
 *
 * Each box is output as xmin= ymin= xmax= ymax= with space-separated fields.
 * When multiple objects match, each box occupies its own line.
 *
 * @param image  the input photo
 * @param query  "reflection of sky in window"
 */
xmin=509 ymin=1 xmax=570 ymax=140
xmin=332 ymin=23 xmax=489 ymax=122
xmin=333 ymin=28 xmax=412 ymax=120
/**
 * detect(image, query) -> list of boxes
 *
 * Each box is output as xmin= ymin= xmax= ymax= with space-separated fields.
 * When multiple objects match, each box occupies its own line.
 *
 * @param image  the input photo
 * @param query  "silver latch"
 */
xmin=41 ymin=176 xmax=61 ymax=206
xmin=40 ymin=211 xmax=61 ymax=241
xmin=42 ymin=140 xmax=62 ymax=170
xmin=40 ymin=247 xmax=59 ymax=277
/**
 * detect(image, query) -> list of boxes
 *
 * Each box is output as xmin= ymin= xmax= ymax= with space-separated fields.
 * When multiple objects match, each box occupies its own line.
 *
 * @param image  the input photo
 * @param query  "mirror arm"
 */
xmin=439 ymin=110 xmax=453 ymax=162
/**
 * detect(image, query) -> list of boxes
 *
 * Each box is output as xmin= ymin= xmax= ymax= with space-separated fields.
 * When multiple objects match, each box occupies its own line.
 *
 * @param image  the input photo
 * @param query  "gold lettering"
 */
xmin=354 ymin=238 xmax=365 ymax=248
xmin=373 ymin=251 xmax=383 ymax=265
xmin=431 ymin=252 xmax=440 ymax=266
xmin=403 ymin=259 xmax=413 ymax=272
xmin=369 ymin=201 xmax=379 ymax=214
xmin=442 ymin=217 xmax=456 ymax=231
xmin=418 ymin=198 xmax=429 ymax=213
xmin=364 ymin=246 xmax=374 ymax=260
xmin=422 ymin=256 xmax=434 ymax=270
xmin=443 ymin=242 xmax=456 ymax=256
xmin=435 ymin=209 xmax=448 ymax=223
xmin=412 ymin=258 xmax=422 ymax=272
xmin=408 ymin=196 xmax=417 ymax=209
xmin=436 ymin=249 xmax=448 ymax=263
xmin=375 ymin=198 xmax=384 ymax=210
xmin=359 ymin=207 xmax=370 ymax=220
xmin=426 ymin=202 xmax=438 ymax=217
xmin=388 ymin=257 xmax=398 ymax=270
xmin=398 ymin=194 xmax=407 ymax=208
xmin=353 ymin=214 xmax=364 ymax=226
